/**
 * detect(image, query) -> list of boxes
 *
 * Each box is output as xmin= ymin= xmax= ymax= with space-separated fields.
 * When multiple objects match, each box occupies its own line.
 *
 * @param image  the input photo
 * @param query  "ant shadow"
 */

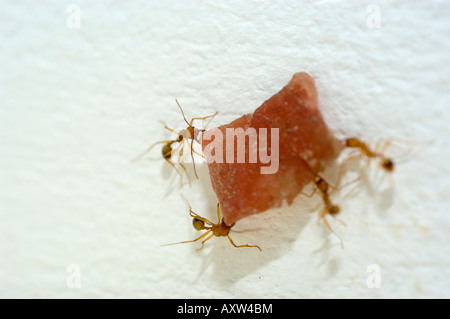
xmin=339 ymin=158 xmax=398 ymax=217
xmin=134 ymin=157 xmax=188 ymax=197
xmin=160 ymin=160 xmax=190 ymax=195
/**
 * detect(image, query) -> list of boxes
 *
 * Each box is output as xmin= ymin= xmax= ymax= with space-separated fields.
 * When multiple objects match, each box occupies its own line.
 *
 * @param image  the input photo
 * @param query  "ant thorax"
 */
xmin=178 ymin=127 xmax=203 ymax=142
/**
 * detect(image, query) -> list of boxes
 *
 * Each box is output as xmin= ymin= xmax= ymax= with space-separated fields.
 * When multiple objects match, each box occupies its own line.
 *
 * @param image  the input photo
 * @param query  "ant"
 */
xmin=163 ymin=201 xmax=262 ymax=251
xmin=314 ymin=177 xmax=340 ymax=223
xmin=299 ymin=158 xmax=348 ymax=247
xmin=311 ymin=175 xmax=348 ymax=248
xmin=341 ymin=137 xmax=400 ymax=193
xmin=132 ymin=99 xmax=218 ymax=184
xmin=344 ymin=138 xmax=394 ymax=173
xmin=307 ymin=175 xmax=346 ymax=241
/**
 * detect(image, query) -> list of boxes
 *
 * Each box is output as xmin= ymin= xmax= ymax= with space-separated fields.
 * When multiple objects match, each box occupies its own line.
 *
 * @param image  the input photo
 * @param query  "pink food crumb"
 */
xmin=201 ymin=72 xmax=343 ymax=225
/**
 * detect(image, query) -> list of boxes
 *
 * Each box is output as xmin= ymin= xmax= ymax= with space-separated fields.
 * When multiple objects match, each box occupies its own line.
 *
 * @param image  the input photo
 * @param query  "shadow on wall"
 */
xmin=189 ymin=159 xmax=398 ymax=287
xmin=150 ymin=149 xmax=398 ymax=287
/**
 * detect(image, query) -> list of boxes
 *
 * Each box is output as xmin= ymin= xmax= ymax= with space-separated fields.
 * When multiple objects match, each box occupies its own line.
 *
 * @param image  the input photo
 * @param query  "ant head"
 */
xmin=382 ymin=158 xmax=394 ymax=172
xmin=330 ymin=205 xmax=340 ymax=215
xmin=162 ymin=144 xmax=172 ymax=159
xmin=177 ymin=129 xmax=191 ymax=140
xmin=192 ymin=218 xmax=205 ymax=231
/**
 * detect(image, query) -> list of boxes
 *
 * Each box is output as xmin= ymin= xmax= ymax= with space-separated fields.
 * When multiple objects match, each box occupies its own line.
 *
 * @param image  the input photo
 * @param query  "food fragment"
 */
xmin=201 ymin=72 xmax=343 ymax=225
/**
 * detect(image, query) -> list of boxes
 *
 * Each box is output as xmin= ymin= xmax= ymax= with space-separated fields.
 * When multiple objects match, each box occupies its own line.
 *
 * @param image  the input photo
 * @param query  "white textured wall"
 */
xmin=1 ymin=0 xmax=449 ymax=298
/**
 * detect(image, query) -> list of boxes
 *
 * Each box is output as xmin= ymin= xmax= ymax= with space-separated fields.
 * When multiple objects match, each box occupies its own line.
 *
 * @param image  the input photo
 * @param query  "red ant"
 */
xmin=344 ymin=138 xmax=394 ymax=173
xmin=163 ymin=201 xmax=261 ymax=251
xmin=132 ymin=99 xmax=217 ymax=185
xmin=340 ymin=137 xmax=402 ymax=193
xmin=299 ymin=158 xmax=349 ymax=248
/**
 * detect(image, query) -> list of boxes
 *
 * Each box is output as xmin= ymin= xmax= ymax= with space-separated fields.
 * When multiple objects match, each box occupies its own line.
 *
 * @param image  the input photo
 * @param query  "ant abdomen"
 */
xmin=329 ymin=205 xmax=340 ymax=215
xmin=162 ymin=144 xmax=172 ymax=159
xmin=382 ymin=158 xmax=394 ymax=172
xmin=192 ymin=218 xmax=204 ymax=230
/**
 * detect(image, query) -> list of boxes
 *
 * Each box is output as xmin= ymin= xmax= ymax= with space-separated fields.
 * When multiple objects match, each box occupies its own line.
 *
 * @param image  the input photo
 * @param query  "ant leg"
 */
xmin=189 ymin=111 xmax=219 ymax=127
xmin=317 ymin=207 xmax=328 ymax=223
xmin=320 ymin=212 xmax=345 ymax=249
xmin=341 ymin=151 xmax=364 ymax=166
xmin=193 ymin=149 xmax=205 ymax=158
xmin=215 ymin=203 xmax=233 ymax=226
xmin=179 ymin=195 xmax=214 ymax=225
xmin=159 ymin=120 xmax=179 ymax=135
xmin=216 ymin=203 xmax=221 ymax=221
xmin=358 ymin=160 xmax=375 ymax=195
xmin=311 ymin=201 xmax=323 ymax=214
xmin=339 ymin=151 xmax=365 ymax=184
xmin=178 ymin=139 xmax=185 ymax=158
xmin=175 ymin=98 xmax=191 ymax=127
xmin=177 ymin=143 xmax=192 ymax=186
xmin=302 ymin=185 xmax=318 ymax=198
xmin=227 ymin=235 xmax=262 ymax=252
xmin=322 ymin=163 xmax=347 ymax=194
xmin=131 ymin=140 xmax=174 ymax=163
xmin=330 ymin=214 xmax=347 ymax=227
xmin=190 ymin=138 xmax=199 ymax=179
xmin=162 ymin=156 xmax=184 ymax=185
xmin=180 ymin=193 xmax=192 ymax=208
xmin=329 ymin=163 xmax=361 ymax=197
xmin=161 ymin=143 xmax=187 ymax=186
xmin=162 ymin=230 xmax=212 ymax=247
xmin=324 ymin=219 xmax=344 ymax=249
xmin=179 ymin=138 xmax=199 ymax=180
xmin=375 ymin=139 xmax=392 ymax=154
xmin=170 ymin=139 xmax=182 ymax=157
xmin=188 ymin=209 xmax=215 ymax=226
xmin=201 ymin=233 xmax=215 ymax=245
xmin=322 ymin=215 xmax=332 ymax=232
xmin=190 ymin=141 xmax=206 ymax=158
xmin=373 ymin=139 xmax=383 ymax=154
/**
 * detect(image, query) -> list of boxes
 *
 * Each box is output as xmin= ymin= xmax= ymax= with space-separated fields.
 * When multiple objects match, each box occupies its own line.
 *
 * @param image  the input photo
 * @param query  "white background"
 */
xmin=1 ymin=0 xmax=449 ymax=298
